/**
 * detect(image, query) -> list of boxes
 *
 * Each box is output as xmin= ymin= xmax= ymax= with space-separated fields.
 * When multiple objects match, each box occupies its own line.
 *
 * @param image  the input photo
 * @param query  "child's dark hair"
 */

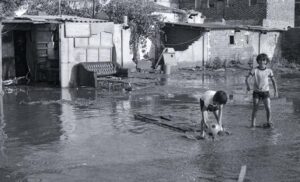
xmin=256 ymin=53 xmax=270 ymax=63
xmin=213 ymin=90 xmax=228 ymax=105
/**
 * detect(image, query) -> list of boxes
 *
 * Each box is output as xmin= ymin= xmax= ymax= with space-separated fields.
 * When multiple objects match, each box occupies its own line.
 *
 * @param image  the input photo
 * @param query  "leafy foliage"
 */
xmin=0 ymin=0 xmax=24 ymax=17
xmin=26 ymin=0 xmax=93 ymax=18
xmin=103 ymin=0 xmax=162 ymax=39
xmin=102 ymin=0 xmax=164 ymax=61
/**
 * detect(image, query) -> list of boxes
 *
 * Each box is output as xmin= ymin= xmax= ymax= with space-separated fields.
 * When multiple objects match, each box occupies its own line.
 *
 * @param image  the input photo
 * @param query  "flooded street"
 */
xmin=0 ymin=70 xmax=299 ymax=182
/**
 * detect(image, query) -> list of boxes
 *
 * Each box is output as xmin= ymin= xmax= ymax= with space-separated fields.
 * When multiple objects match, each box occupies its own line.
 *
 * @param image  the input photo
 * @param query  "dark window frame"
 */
xmin=229 ymin=35 xmax=235 ymax=45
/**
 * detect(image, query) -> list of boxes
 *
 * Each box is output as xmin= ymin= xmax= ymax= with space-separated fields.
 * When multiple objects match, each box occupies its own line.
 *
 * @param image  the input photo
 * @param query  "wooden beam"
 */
xmin=238 ymin=165 xmax=247 ymax=182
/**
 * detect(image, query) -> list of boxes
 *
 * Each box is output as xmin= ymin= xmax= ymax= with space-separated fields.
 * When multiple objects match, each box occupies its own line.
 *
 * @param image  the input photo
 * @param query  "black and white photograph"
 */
xmin=0 ymin=0 xmax=299 ymax=181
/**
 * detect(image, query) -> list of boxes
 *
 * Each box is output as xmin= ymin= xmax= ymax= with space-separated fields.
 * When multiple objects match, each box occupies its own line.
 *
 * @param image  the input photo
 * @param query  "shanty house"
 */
xmin=1 ymin=15 xmax=130 ymax=88
xmin=163 ymin=22 xmax=284 ymax=67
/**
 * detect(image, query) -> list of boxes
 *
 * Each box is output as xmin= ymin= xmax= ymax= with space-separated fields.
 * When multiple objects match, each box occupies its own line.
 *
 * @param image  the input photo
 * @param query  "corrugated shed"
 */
xmin=165 ymin=22 xmax=285 ymax=32
xmin=3 ymin=15 xmax=108 ymax=24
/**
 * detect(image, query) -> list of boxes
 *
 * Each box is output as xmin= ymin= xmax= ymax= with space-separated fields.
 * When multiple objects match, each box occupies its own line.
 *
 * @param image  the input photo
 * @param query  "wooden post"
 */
xmin=59 ymin=0 xmax=62 ymax=16
xmin=202 ymin=31 xmax=206 ymax=70
xmin=92 ymin=0 xmax=95 ymax=18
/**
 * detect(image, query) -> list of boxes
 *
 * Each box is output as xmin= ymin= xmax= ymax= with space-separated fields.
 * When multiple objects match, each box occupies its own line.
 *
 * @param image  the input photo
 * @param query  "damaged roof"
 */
xmin=165 ymin=22 xmax=286 ymax=32
xmin=3 ymin=15 xmax=108 ymax=24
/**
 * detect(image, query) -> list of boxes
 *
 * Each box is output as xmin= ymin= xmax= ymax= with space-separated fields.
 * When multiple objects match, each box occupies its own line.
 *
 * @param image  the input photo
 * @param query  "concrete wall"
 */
xmin=113 ymin=24 xmax=134 ymax=69
xmin=208 ymin=30 xmax=256 ymax=63
xmin=163 ymin=26 xmax=208 ymax=66
xmin=153 ymin=0 xmax=179 ymax=8
xmin=164 ymin=25 xmax=281 ymax=67
xmin=174 ymin=34 xmax=208 ymax=67
xmin=208 ymin=29 xmax=280 ymax=64
xmin=263 ymin=0 xmax=295 ymax=29
xmin=59 ymin=22 xmax=114 ymax=88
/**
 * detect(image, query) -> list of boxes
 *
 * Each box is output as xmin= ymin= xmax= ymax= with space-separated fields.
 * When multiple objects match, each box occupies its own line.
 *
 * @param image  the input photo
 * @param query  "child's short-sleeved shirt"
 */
xmin=249 ymin=67 xmax=274 ymax=92
xmin=200 ymin=90 xmax=216 ymax=107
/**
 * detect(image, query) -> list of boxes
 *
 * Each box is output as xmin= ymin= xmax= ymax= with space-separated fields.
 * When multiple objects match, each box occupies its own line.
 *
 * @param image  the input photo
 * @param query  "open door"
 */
xmin=14 ymin=31 xmax=29 ymax=77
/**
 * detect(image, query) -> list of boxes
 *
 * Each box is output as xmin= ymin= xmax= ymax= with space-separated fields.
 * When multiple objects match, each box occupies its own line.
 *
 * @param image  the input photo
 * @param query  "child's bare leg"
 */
xmin=213 ymin=111 xmax=223 ymax=130
xmin=251 ymin=98 xmax=259 ymax=127
xmin=200 ymin=119 xmax=206 ymax=137
xmin=263 ymin=98 xmax=272 ymax=123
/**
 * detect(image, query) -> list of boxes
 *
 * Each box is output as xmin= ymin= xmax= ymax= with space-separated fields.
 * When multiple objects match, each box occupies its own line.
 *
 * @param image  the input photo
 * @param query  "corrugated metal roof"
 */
xmin=3 ymin=15 xmax=108 ymax=24
xmin=165 ymin=22 xmax=285 ymax=32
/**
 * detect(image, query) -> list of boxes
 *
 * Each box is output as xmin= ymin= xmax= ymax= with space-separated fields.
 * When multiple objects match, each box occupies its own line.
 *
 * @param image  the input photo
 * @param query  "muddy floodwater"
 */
xmin=0 ymin=70 xmax=299 ymax=182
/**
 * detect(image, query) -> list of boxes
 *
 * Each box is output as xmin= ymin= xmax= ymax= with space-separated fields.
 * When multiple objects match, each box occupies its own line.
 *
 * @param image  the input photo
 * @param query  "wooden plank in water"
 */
xmin=238 ymin=165 xmax=247 ymax=182
xmin=134 ymin=113 xmax=199 ymax=133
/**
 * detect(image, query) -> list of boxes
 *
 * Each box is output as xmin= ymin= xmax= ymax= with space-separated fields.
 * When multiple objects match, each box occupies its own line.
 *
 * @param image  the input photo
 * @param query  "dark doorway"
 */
xmin=14 ymin=31 xmax=29 ymax=77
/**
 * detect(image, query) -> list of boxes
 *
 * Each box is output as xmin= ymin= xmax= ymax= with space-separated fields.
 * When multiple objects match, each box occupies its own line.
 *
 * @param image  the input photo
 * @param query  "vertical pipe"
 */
xmin=202 ymin=32 xmax=205 ymax=70
xmin=258 ymin=32 xmax=261 ymax=54
xmin=121 ymin=28 xmax=124 ymax=67
xmin=59 ymin=0 xmax=62 ymax=16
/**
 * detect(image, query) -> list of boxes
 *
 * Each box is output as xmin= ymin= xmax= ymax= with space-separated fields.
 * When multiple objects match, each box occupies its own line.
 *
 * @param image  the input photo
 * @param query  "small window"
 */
xmin=229 ymin=35 xmax=235 ymax=45
xmin=245 ymin=35 xmax=249 ymax=44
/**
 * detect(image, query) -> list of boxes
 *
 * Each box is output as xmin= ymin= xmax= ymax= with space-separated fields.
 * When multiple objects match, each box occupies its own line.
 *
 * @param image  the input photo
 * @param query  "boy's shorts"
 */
xmin=200 ymin=99 xmax=218 ymax=112
xmin=253 ymin=91 xmax=270 ymax=100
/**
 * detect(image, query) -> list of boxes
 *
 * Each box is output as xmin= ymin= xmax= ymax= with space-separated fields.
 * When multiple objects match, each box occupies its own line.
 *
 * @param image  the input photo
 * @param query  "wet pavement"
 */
xmin=0 ymin=69 xmax=299 ymax=182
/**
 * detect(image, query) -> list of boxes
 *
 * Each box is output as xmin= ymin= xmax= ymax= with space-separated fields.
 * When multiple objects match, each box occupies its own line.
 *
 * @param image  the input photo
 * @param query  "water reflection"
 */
xmin=3 ymin=88 xmax=63 ymax=146
xmin=0 ymin=71 xmax=299 ymax=182
xmin=0 ymin=95 xmax=7 ymax=158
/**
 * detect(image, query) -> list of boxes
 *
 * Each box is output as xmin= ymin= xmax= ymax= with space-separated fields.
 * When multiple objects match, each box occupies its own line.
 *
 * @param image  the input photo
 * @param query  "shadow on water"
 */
xmin=0 ymin=70 xmax=299 ymax=181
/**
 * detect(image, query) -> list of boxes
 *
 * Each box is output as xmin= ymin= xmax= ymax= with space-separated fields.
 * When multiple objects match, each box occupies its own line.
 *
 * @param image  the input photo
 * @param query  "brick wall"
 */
xmin=179 ymin=0 xmax=295 ymax=28
xmin=178 ymin=0 xmax=194 ymax=10
xmin=296 ymin=1 xmax=300 ymax=27
xmin=192 ymin=0 xmax=267 ymax=25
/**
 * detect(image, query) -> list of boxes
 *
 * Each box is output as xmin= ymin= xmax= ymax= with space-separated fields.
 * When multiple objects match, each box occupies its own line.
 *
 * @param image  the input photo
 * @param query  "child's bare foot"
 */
xmin=262 ymin=122 xmax=274 ymax=129
xmin=196 ymin=134 xmax=206 ymax=140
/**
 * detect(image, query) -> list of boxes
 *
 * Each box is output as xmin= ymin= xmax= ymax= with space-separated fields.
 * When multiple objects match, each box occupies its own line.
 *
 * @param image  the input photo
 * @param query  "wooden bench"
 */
xmin=77 ymin=62 xmax=129 ymax=89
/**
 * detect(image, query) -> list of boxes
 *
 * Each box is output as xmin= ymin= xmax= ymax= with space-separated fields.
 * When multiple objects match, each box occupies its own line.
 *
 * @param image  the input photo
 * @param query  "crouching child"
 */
xmin=199 ymin=90 xmax=228 ymax=139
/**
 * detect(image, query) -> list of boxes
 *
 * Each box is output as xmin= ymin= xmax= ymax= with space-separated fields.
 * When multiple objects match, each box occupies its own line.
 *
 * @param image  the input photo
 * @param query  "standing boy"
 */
xmin=199 ymin=90 xmax=228 ymax=138
xmin=245 ymin=53 xmax=278 ymax=128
